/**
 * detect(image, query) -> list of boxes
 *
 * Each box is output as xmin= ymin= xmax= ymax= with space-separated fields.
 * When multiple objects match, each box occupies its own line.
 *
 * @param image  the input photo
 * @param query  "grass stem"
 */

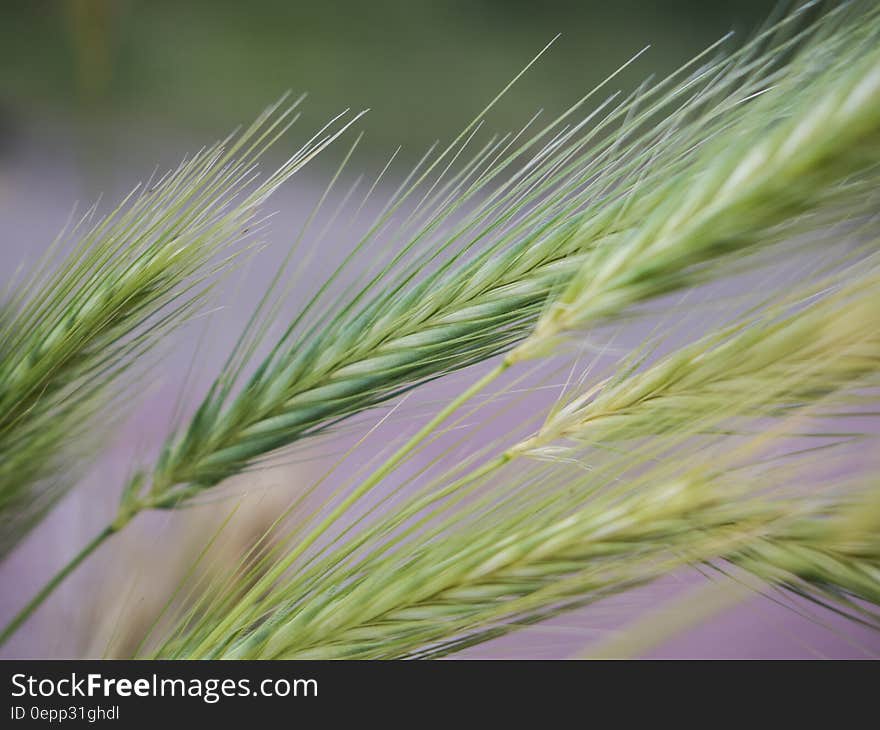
xmin=0 ymin=524 xmax=115 ymax=647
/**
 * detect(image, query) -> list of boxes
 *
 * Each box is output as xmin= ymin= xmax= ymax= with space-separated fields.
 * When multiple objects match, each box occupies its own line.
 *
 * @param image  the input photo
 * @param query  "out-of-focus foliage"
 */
xmin=0 ymin=0 xmax=771 ymax=153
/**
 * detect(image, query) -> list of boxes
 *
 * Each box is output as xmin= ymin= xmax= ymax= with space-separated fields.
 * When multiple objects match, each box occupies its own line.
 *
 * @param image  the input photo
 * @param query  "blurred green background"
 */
xmin=1 ymin=0 xmax=774 ymax=160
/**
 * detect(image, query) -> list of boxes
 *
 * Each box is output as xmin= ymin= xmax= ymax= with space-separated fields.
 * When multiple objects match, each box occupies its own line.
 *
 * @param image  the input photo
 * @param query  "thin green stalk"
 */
xmin=0 ymin=525 xmax=114 ymax=646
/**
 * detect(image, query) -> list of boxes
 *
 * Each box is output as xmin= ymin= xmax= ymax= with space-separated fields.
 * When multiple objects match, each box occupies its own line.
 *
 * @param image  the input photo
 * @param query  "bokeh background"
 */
xmin=2 ymin=0 xmax=879 ymax=658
